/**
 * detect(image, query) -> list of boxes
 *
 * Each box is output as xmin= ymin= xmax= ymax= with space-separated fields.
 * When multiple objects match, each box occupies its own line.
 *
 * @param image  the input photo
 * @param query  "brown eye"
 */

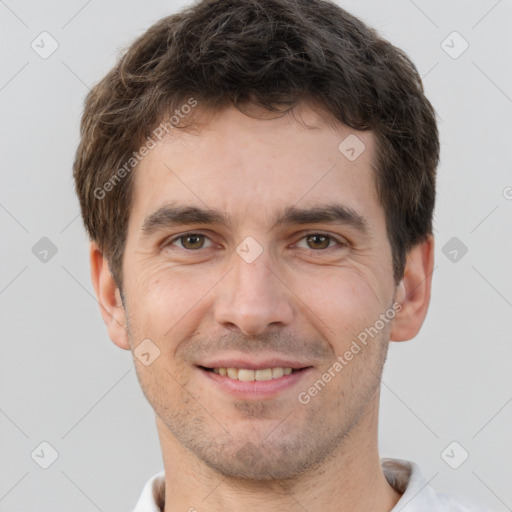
xmin=295 ymin=233 xmax=343 ymax=251
xmin=172 ymin=233 xmax=211 ymax=250
xmin=181 ymin=234 xmax=204 ymax=249
xmin=305 ymin=234 xmax=332 ymax=250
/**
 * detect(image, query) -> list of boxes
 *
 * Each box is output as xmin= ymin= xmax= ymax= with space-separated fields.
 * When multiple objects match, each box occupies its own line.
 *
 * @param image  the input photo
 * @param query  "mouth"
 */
xmin=199 ymin=365 xmax=307 ymax=381
xmin=196 ymin=361 xmax=313 ymax=399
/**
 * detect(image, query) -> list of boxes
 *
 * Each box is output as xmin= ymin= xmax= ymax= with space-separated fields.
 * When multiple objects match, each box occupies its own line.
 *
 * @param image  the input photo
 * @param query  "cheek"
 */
xmin=125 ymin=254 xmax=390 ymax=355
xmin=292 ymin=269 xmax=385 ymax=350
xmin=126 ymin=264 xmax=221 ymax=344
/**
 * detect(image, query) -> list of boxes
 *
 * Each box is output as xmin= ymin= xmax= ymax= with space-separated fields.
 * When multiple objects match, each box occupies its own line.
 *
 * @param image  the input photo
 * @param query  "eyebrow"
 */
xmin=141 ymin=202 xmax=370 ymax=237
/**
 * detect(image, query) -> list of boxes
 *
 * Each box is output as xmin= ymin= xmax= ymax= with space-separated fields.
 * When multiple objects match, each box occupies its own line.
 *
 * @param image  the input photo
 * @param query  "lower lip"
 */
xmin=198 ymin=367 xmax=312 ymax=399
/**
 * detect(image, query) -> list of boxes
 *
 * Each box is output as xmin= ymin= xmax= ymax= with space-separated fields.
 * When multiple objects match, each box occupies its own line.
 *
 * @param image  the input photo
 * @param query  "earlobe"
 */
xmin=389 ymin=235 xmax=435 ymax=342
xmin=89 ymin=242 xmax=130 ymax=350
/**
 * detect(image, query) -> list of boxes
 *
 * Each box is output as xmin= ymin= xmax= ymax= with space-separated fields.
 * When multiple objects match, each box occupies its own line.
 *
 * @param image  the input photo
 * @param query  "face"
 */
xmin=120 ymin=103 xmax=398 ymax=480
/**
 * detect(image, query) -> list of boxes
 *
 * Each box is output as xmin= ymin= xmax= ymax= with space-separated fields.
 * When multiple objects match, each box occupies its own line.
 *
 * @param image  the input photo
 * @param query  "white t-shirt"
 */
xmin=132 ymin=458 xmax=492 ymax=512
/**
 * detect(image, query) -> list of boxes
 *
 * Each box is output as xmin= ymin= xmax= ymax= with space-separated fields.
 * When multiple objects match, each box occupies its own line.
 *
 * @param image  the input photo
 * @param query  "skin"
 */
xmin=90 ymin=102 xmax=434 ymax=512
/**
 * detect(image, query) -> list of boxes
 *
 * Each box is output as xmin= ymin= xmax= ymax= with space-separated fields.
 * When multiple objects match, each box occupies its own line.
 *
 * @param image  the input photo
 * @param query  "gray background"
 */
xmin=1 ymin=0 xmax=511 ymax=510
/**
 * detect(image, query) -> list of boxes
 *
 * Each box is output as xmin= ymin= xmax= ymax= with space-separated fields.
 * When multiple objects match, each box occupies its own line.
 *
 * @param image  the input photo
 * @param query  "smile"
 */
xmin=202 ymin=366 xmax=298 ymax=381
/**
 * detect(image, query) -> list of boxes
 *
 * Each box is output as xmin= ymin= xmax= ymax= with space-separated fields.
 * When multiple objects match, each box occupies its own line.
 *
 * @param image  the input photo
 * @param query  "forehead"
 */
xmin=130 ymin=103 xmax=381 ymax=229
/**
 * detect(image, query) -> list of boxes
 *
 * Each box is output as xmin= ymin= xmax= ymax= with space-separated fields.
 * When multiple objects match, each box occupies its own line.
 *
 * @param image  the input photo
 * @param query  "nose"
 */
xmin=213 ymin=250 xmax=294 ymax=336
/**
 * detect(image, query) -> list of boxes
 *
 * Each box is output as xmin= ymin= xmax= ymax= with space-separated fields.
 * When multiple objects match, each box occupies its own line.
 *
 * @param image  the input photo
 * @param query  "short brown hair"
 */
xmin=73 ymin=0 xmax=439 ymax=290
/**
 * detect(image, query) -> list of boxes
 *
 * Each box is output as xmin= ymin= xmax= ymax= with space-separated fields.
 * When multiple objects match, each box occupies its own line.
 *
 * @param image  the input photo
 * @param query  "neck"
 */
xmin=156 ymin=399 xmax=401 ymax=512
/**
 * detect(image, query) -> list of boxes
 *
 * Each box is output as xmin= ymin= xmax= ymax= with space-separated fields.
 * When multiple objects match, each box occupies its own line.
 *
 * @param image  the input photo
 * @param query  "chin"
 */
xmin=195 ymin=435 xmax=338 ymax=481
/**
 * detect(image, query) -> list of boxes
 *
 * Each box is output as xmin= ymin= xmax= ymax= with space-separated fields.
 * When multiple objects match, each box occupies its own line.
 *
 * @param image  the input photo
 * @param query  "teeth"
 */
xmin=227 ymin=368 xmax=238 ymax=379
xmin=211 ymin=367 xmax=296 ymax=381
xmin=255 ymin=368 xmax=272 ymax=381
xmin=272 ymin=367 xmax=284 ymax=378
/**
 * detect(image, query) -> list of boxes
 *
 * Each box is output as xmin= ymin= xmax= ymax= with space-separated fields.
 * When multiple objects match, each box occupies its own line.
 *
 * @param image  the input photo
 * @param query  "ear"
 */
xmin=390 ymin=234 xmax=434 ymax=342
xmin=89 ymin=241 xmax=130 ymax=350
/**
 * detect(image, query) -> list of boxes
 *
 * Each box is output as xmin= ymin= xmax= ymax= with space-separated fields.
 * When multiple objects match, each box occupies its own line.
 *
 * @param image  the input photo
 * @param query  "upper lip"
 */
xmin=198 ymin=356 xmax=312 ymax=371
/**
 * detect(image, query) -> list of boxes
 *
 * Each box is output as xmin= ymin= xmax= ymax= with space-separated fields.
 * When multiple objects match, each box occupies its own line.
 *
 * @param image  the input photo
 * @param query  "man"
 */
xmin=73 ymin=0 xmax=490 ymax=510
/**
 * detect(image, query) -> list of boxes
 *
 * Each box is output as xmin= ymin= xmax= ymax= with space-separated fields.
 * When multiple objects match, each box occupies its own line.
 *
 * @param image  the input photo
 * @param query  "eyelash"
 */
xmin=163 ymin=231 xmax=347 ymax=251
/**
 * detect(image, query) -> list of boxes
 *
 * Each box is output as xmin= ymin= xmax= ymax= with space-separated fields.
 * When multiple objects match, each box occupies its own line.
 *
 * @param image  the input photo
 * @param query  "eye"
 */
xmin=296 ymin=233 xmax=344 ymax=250
xmin=167 ymin=233 xmax=214 ymax=250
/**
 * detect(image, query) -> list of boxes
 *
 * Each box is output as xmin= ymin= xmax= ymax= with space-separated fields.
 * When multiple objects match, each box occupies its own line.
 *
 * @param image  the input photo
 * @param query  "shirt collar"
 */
xmin=132 ymin=458 xmax=458 ymax=512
